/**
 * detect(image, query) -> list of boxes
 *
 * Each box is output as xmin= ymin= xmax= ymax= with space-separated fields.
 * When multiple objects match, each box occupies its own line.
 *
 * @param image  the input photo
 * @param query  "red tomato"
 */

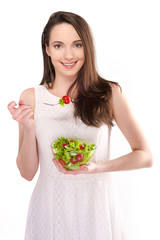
xmin=80 ymin=144 xmax=84 ymax=149
xmin=75 ymin=154 xmax=84 ymax=162
xmin=70 ymin=157 xmax=78 ymax=164
xmin=58 ymin=158 xmax=66 ymax=165
xmin=62 ymin=143 xmax=67 ymax=148
xmin=62 ymin=96 xmax=71 ymax=104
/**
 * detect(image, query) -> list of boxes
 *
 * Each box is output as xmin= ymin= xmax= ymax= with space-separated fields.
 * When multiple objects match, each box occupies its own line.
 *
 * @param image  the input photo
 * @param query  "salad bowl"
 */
xmin=51 ymin=137 xmax=96 ymax=170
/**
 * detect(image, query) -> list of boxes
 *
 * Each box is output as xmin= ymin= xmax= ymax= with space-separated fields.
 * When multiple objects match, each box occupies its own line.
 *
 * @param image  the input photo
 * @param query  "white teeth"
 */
xmin=63 ymin=62 xmax=76 ymax=66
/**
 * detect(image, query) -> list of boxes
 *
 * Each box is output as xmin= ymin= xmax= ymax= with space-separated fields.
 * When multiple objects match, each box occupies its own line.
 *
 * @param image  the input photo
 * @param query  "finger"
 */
xmin=7 ymin=101 xmax=17 ymax=113
xmin=8 ymin=101 xmax=17 ymax=108
xmin=16 ymin=109 xmax=33 ymax=121
xmin=54 ymin=159 xmax=67 ymax=173
xmin=9 ymin=103 xmax=32 ymax=116
xmin=52 ymin=158 xmax=57 ymax=166
xmin=12 ymin=105 xmax=32 ymax=116
xmin=58 ymin=162 xmax=66 ymax=171
xmin=52 ymin=159 xmax=87 ymax=175
xmin=21 ymin=111 xmax=34 ymax=121
xmin=12 ymin=108 xmax=31 ymax=120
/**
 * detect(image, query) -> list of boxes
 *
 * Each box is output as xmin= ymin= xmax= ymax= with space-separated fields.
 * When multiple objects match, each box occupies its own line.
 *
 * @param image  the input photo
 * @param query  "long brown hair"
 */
xmin=40 ymin=11 xmax=121 ymax=127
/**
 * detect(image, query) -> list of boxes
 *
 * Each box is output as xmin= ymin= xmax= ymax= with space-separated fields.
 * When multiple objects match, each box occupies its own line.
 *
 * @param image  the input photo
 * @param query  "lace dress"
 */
xmin=24 ymin=85 xmax=126 ymax=240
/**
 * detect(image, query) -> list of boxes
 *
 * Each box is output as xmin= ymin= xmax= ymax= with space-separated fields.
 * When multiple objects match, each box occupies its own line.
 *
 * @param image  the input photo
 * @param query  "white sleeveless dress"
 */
xmin=24 ymin=85 xmax=126 ymax=240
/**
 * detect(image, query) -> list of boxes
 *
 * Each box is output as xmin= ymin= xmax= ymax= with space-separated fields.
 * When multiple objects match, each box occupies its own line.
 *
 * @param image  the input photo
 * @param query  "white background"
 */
xmin=0 ymin=0 xmax=160 ymax=239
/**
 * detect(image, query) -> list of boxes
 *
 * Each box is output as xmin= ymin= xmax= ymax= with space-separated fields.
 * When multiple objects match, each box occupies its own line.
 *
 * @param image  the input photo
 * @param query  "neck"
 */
xmin=50 ymin=74 xmax=78 ymax=98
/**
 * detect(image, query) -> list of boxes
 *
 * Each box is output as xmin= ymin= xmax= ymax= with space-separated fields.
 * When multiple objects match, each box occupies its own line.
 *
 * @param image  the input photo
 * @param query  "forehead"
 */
xmin=49 ymin=23 xmax=81 ymax=42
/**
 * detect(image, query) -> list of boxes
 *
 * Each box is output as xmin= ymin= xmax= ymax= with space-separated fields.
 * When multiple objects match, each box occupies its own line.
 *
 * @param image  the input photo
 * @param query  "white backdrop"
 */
xmin=0 ymin=0 xmax=160 ymax=239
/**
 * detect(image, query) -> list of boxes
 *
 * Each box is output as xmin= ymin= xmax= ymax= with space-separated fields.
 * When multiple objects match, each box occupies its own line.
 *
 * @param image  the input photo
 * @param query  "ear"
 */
xmin=45 ymin=43 xmax=51 ymax=57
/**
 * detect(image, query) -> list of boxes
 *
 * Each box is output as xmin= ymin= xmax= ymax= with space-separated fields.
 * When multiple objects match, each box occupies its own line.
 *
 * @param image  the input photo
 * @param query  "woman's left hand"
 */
xmin=52 ymin=158 xmax=101 ymax=175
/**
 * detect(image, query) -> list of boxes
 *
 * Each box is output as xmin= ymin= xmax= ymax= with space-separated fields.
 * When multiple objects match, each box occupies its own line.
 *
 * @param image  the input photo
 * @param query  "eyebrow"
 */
xmin=52 ymin=40 xmax=82 ymax=44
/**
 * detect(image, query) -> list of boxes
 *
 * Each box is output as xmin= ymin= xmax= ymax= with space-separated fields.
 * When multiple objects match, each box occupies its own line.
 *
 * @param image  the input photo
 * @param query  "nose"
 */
xmin=63 ymin=47 xmax=74 ymax=60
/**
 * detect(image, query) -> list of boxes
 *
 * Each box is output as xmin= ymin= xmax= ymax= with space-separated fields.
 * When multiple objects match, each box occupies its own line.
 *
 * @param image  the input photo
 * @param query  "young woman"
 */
xmin=7 ymin=11 xmax=153 ymax=240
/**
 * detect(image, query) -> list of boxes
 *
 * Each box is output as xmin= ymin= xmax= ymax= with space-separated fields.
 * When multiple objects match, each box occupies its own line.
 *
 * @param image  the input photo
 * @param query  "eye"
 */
xmin=54 ymin=44 xmax=62 ymax=49
xmin=75 ymin=43 xmax=83 ymax=48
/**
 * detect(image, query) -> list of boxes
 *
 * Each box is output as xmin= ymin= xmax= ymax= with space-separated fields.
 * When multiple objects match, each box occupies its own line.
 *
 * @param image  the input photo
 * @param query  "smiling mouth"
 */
xmin=61 ymin=61 xmax=78 ymax=69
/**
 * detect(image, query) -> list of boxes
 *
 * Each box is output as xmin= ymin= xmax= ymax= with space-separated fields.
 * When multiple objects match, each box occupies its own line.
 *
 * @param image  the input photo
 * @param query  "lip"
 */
xmin=61 ymin=61 xmax=78 ymax=69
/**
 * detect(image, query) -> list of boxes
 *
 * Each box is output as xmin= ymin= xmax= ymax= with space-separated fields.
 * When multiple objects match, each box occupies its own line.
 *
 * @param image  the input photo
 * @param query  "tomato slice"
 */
xmin=75 ymin=154 xmax=83 ymax=162
xmin=58 ymin=158 xmax=66 ymax=165
xmin=70 ymin=157 xmax=78 ymax=164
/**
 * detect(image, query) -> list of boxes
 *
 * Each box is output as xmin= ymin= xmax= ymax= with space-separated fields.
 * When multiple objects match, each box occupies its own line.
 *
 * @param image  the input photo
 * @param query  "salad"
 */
xmin=51 ymin=137 xmax=96 ymax=170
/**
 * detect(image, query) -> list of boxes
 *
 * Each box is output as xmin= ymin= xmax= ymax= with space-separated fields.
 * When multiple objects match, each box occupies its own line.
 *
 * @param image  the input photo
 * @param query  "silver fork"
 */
xmin=18 ymin=102 xmax=60 ymax=107
xmin=18 ymin=100 xmax=74 ymax=107
xmin=38 ymin=102 xmax=60 ymax=106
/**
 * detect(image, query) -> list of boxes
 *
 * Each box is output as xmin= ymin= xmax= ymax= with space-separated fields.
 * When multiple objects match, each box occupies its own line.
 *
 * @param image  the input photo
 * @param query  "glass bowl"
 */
xmin=51 ymin=137 xmax=96 ymax=170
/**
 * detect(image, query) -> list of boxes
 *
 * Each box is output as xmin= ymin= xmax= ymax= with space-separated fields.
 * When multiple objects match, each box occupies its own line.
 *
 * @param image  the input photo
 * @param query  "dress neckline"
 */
xmin=42 ymin=84 xmax=61 ymax=99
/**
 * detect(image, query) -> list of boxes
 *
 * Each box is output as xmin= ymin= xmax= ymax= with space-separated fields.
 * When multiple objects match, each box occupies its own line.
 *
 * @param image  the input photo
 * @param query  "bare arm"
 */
xmin=17 ymin=124 xmax=39 ymax=181
xmin=97 ymin=84 xmax=153 ymax=173
xmin=8 ymin=88 xmax=39 ymax=181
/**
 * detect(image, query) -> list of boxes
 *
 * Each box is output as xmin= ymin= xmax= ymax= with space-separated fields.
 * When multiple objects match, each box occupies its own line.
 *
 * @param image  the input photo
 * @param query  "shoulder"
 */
xmin=109 ymin=82 xmax=122 ymax=96
xmin=109 ymin=82 xmax=130 ymax=120
xmin=109 ymin=82 xmax=123 ymax=103
xmin=19 ymin=87 xmax=35 ymax=111
xmin=20 ymin=88 xmax=35 ymax=101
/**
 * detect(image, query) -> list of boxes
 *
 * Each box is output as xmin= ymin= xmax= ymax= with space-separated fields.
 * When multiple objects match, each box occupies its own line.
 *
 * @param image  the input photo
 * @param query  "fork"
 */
xmin=18 ymin=100 xmax=74 ymax=107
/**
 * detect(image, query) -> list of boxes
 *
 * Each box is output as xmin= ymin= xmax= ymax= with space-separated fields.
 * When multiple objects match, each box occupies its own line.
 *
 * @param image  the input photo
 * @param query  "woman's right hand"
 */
xmin=7 ymin=100 xmax=35 ymax=130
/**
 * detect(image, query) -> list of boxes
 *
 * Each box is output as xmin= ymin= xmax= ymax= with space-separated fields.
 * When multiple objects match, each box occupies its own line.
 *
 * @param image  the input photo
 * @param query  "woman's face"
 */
xmin=46 ymin=23 xmax=85 ymax=79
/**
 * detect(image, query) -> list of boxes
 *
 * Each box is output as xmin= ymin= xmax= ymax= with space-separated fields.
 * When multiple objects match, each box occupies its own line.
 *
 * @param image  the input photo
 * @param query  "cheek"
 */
xmin=80 ymin=53 xmax=85 ymax=64
xmin=50 ymin=53 xmax=61 ymax=63
xmin=81 ymin=49 xmax=85 ymax=60
xmin=78 ymin=50 xmax=85 ymax=61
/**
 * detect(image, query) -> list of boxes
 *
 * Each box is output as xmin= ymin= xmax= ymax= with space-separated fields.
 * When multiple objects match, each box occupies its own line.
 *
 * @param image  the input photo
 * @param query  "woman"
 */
xmin=7 ymin=11 xmax=153 ymax=240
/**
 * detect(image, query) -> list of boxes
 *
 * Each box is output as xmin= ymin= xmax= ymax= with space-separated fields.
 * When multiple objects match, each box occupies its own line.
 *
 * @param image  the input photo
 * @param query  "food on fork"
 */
xmin=59 ymin=96 xmax=71 ymax=107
